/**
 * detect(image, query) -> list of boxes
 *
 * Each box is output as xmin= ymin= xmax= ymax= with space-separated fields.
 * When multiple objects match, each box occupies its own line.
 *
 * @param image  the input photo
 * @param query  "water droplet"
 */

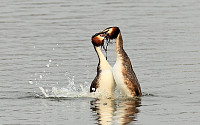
xmin=46 ymin=64 xmax=50 ymax=67
xmin=29 ymin=80 xmax=33 ymax=84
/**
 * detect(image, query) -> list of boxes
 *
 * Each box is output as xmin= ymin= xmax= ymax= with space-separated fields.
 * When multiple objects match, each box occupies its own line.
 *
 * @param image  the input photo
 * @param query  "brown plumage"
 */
xmin=119 ymin=43 xmax=142 ymax=96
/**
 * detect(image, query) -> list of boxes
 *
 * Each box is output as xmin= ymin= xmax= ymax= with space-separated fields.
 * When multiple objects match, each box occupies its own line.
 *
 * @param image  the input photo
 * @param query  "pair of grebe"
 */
xmin=90 ymin=27 xmax=142 ymax=98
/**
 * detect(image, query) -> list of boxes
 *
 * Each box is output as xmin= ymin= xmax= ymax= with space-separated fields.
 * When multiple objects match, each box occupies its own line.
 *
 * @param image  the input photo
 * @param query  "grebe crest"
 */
xmin=103 ymin=27 xmax=120 ymax=40
xmin=95 ymin=27 xmax=121 ymax=49
xmin=92 ymin=32 xmax=111 ymax=59
xmin=92 ymin=33 xmax=106 ymax=47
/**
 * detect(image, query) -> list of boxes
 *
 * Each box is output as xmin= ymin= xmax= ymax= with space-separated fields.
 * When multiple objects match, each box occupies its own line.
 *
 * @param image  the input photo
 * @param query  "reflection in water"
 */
xmin=90 ymin=99 xmax=116 ymax=125
xmin=116 ymin=99 xmax=140 ymax=125
xmin=90 ymin=98 xmax=141 ymax=125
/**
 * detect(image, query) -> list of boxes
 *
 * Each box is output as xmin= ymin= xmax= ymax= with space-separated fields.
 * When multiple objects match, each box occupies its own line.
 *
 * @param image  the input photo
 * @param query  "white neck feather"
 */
xmin=95 ymin=46 xmax=111 ymax=70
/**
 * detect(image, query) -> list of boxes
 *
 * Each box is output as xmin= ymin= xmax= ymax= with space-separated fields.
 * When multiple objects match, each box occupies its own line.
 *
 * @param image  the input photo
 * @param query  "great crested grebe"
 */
xmin=90 ymin=32 xmax=116 ymax=98
xmin=101 ymin=27 xmax=142 ymax=97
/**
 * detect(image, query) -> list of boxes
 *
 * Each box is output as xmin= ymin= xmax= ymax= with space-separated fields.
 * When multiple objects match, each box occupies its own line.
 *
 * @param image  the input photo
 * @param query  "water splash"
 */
xmin=30 ymin=59 xmax=141 ymax=99
xmin=36 ymin=76 xmax=128 ymax=99
xmin=29 ymin=58 xmax=93 ymax=98
xmin=36 ymin=73 xmax=141 ymax=99
xmin=38 ymin=77 xmax=91 ymax=98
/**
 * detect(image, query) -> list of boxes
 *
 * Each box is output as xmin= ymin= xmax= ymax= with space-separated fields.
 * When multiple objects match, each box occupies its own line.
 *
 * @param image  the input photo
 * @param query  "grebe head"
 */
xmin=91 ymin=32 xmax=106 ymax=47
xmin=102 ymin=27 xmax=120 ymax=40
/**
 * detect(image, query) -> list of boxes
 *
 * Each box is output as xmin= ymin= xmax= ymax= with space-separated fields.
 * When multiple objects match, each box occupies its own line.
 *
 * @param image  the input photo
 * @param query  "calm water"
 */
xmin=1 ymin=0 xmax=200 ymax=124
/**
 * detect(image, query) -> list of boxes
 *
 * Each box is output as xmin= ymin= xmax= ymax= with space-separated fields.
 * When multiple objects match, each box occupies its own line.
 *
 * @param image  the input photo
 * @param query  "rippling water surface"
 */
xmin=1 ymin=0 xmax=200 ymax=124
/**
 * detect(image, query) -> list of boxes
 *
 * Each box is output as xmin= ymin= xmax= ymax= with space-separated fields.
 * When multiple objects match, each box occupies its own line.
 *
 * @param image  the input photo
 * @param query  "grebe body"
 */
xmin=101 ymin=27 xmax=142 ymax=97
xmin=90 ymin=33 xmax=116 ymax=98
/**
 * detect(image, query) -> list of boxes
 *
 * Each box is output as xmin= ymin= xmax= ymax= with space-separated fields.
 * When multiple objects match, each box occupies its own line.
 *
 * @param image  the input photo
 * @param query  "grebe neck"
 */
xmin=94 ymin=46 xmax=110 ymax=69
xmin=116 ymin=32 xmax=124 ymax=52
xmin=116 ymin=32 xmax=126 ymax=59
